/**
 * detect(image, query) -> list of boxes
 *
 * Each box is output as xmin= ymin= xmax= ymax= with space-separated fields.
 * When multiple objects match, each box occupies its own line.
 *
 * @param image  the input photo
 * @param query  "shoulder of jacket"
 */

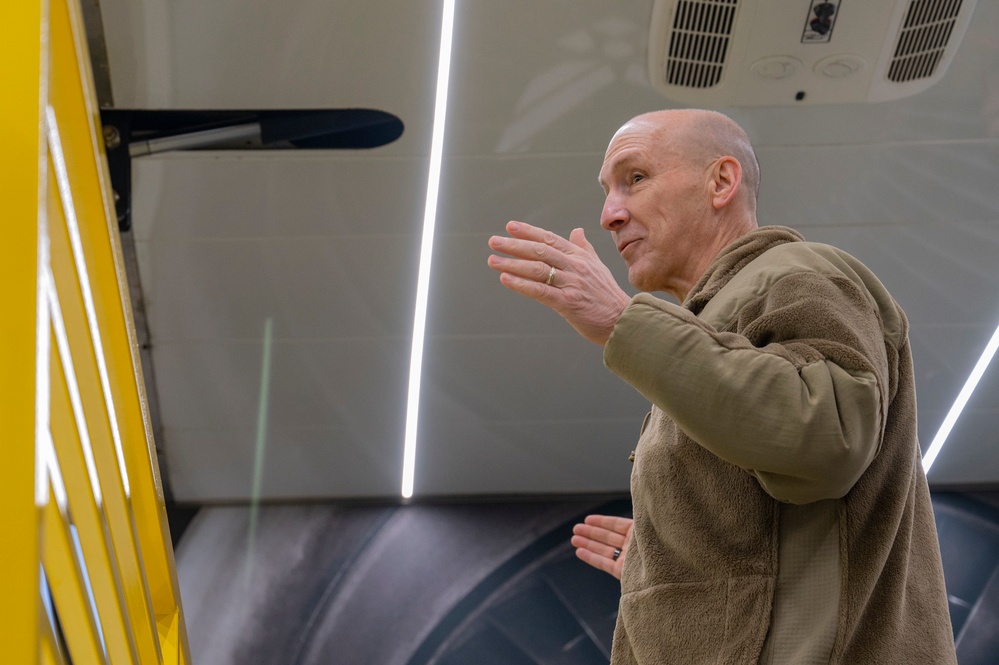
xmin=707 ymin=241 xmax=907 ymax=345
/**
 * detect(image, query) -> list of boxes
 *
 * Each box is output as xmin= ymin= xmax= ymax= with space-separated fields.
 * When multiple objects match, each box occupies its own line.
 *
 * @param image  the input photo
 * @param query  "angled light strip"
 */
xmin=44 ymin=429 xmax=69 ymax=510
xmin=923 ymin=321 xmax=999 ymax=473
xmin=48 ymin=274 xmax=104 ymax=506
xmin=402 ymin=0 xmax=457 ymax=499
xmin=46 ymin=106 xmax=130 ymax=497
xmin=245 ymin=317 xmax=274 ymax=587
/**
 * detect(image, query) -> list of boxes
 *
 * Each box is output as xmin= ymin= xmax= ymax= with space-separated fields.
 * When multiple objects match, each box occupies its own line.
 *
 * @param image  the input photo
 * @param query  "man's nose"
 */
xmin=601 ymin=194 xmax=629 ymax=230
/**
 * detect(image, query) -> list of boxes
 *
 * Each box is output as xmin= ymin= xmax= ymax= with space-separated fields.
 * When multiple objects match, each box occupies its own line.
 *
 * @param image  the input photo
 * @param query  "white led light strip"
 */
xmin=923 ymin=321 xmax=999 ymax=473
xmin=36 ymin=20 xmax=51 ymax=507
xmin=402 ymin=0 xmax=457 ymax=499
xmin=46 ymin=106 xmax=131 ymax=497
xmin=44 ymin=429 xmax=70 ymax=510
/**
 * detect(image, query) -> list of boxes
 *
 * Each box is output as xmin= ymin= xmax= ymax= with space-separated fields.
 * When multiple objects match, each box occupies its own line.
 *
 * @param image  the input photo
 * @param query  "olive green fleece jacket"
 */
xmin=604 ymin=226 xmax=955 ymax=664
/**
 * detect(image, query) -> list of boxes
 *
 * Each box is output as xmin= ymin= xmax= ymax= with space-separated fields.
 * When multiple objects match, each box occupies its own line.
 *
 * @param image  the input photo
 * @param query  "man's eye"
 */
xmin=631 ymin=174 xmax=645 ymax=185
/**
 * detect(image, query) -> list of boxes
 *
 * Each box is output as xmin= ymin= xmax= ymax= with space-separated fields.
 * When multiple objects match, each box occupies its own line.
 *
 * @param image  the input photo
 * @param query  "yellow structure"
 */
xmin=3 ymin=0 xmax=190 ymax=662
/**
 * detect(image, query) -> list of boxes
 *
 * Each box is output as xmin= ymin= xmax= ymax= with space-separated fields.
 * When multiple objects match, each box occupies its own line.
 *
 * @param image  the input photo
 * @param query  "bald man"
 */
xmin=488 ymin=110 xmax=955 ymax=664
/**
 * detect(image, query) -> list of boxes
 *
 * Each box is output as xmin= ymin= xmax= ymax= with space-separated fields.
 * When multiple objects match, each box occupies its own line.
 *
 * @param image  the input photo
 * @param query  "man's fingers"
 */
xmin=506 ymin=220 xmax=580 ymax=256
xmin=488 ymin=224 xmax=628 ymax=347
xmin=569 ymin=227 xmax=596 ymax=255
xmin=583 ymin=514 xmax=634 ymax=537
xmin=571 ymin=534 xmax=622 ymax=560
xmin=497 ymin=271 xmax=549 ymax=299
xmin=572 ymin=535 xmax=623 ymax=580
xmin=575 ymin=546 xmax=616 ymax=576
xmin=573 ymin=521 xmax=628 ymax=548
xmin=489 ymin=234 xmax=565 ymax=270
xmin=488 ymin=254 xmax=556 ymax=284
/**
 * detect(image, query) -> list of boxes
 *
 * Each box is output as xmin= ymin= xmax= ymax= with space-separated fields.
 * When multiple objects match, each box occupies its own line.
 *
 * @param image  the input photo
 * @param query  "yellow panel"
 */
xmin=1 ymin=1 xmax=43 ymax=662
xmin=41 ymin=641 xmax=67 ymax=665
xmin=44 ymin=0 xmax=190 ymax=660
xmin=51 ymin=0 xmax=187 ymax=655
xmin=47 ymin=139 xmax=161 ymax=664
xmin=41 ymin=490 xmax=108 ymax=664
xmin=47 ymin=0 xmax=190 ymax=660
xmin=156 ymin=610 xmax=181 ymax=665
xmin=49 ymin=320 xmax=138 ymax=665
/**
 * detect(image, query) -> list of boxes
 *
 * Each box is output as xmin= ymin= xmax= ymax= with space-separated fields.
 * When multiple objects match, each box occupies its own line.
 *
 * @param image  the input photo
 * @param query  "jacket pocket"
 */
xmin=618 ymin=576 xmax=774 ymax=665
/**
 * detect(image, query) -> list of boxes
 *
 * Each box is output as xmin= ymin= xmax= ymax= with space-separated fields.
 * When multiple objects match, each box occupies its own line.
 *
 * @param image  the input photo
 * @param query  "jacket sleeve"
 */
xmin=604 ymin=271 xmax=891 ymax=504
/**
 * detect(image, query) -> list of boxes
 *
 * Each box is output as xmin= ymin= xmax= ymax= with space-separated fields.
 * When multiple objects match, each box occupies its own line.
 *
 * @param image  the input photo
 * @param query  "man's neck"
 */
xmin=673 ymin=215 xmax=758 ymax=302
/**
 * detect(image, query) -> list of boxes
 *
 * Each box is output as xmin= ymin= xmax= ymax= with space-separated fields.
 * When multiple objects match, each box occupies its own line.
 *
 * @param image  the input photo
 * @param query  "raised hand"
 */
xmin=487 ymin=221 xmax=631 ymax=346
xmin=571 ymin=514 xmax=633 ymax=580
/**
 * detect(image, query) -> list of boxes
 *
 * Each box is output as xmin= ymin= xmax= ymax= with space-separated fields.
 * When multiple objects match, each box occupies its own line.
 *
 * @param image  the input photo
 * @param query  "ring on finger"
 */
xmin=612 ymin=548 xmax=622 ymax=561
xmin=545 ymin=265 xmax=557 ymax=286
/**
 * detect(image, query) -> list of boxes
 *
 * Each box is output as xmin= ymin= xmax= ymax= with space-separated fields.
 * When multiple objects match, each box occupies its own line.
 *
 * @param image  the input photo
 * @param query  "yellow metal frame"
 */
xmin=2 ymin=1 xmax=44 ymax=663
xmin=5 ymin=0 xmax=191 ymax=662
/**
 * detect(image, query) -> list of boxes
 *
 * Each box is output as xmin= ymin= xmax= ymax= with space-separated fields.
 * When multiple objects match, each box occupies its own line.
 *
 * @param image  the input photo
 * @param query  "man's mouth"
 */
xmin=619 ymin=238 xmax=640 ymax=255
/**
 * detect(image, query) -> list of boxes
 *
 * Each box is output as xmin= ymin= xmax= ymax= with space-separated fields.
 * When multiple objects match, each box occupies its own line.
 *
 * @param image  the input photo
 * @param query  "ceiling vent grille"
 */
xmin=887 ymin=0 xmax=963 ymax=82
xmin=665 ymin=0 xmax=740 ymax=89
xmin=647 ymin=0 xmax=979 ymax=105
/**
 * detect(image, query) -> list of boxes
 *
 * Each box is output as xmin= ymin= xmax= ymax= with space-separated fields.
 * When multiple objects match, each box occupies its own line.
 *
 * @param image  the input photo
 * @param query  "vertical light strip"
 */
xmin=923 ymin=321 xmax=999 ymax=473
xmin=37 ymin=191 xmax=52 ymax=508
xmin=37 ymin=265 xmax=52 ymax=508
xmin=45 ymin=105 xmax=130 ymax=497
xmin=402 ymin=0 xmax=457 ymax=499
xmin=36 ymin=0 xmax=51 ymax=508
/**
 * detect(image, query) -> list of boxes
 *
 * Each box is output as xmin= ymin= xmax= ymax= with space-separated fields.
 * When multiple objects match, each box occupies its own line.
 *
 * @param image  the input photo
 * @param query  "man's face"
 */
xmin=597 ymin=122 xmax=710 ymax=297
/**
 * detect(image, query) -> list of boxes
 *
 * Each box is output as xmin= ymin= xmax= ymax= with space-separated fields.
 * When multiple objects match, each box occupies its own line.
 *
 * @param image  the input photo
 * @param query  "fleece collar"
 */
xmin=683 ymin=225 xmax=804 ymax=315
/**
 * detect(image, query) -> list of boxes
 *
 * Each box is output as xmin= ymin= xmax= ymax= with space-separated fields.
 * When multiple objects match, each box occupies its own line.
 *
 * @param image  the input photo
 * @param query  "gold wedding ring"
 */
xmin=545 ymin=265 xmax=557 ymax=286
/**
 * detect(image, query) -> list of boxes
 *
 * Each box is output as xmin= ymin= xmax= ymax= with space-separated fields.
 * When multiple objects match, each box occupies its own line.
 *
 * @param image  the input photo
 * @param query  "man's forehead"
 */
xmin=597 ymin=144 xmax=645 ymax=191
xmin=600 ymin=125 xmax=656 ymax=170
xmin=600 ymin=146 xmax=640 ymax=174
xmin=609 ymin=118 xmax=656 ymax=148
xmin=598 ymin=115 xmax=680 ymax=181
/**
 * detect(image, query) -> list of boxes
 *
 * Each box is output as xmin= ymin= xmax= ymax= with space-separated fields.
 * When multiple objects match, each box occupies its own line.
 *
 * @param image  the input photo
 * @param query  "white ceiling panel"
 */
xmin=132 ymin=151 xmax=426 ymax=501
xmin=435 ymin=154 xmax=609 ymax=237
xmin=421 ymin=333 xmax=643 ymax=425
xmin=100 ymin=0 xmax=442 ymax=157
xmin=106 ymin=0 xmax=999 ymax=500
xmin=800 ymin=220 xmax=999 ymax=327
xmin=134 ymin=236 xmax=419 ymax=341
xmin=155 ymin=337 xmax=410 ymax=500
xmin=130 ymin=154 xmax=430 ymax=241
xmin=445 ymin=0 xmax=664 ymax=155
xmin=758 ymin=143 xmax=999 ymax=230
xmin=415 ymin=411 xmax=638 ymax=495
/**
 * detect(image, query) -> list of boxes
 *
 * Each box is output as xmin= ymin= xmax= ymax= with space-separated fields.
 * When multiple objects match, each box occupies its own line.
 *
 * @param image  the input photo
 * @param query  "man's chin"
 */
xmin=629 ymin=268 xmax=674 ymax=299
xmin=627 ymin=269 xmax=651 ymax=292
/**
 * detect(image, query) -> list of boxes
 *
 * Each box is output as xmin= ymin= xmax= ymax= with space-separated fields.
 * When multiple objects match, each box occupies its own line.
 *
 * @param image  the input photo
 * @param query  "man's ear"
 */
xmin=709 ymin=155 xmax=742 ymax=210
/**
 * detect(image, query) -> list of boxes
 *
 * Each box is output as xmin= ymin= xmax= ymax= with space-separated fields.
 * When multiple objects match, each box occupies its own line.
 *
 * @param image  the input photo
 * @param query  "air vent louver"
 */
xmin=665 ymin=0 xmax=739 ymax=89
xmin=888 ymin=0 xmax=963 ymax=82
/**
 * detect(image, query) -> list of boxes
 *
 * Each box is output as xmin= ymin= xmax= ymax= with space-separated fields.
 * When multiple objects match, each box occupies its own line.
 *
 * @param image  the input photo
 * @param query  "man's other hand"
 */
xmin=571 ymin=514 xmax=633 ymax=580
